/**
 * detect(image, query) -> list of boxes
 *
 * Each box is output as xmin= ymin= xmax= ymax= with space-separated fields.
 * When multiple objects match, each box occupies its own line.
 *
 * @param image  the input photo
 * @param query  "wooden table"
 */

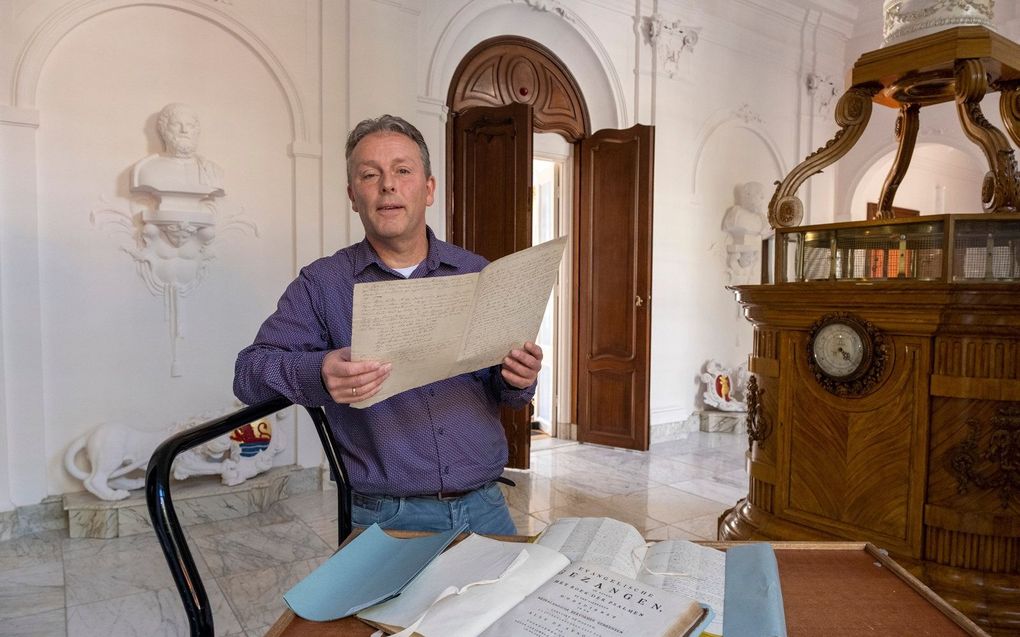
xmin=264 ymin=535 xmax=987 ymax=637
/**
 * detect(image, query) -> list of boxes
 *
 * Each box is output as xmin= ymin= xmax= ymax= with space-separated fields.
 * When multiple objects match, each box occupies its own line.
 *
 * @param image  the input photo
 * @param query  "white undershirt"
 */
xmin=393 ymin=263 xmax=419 ymax=278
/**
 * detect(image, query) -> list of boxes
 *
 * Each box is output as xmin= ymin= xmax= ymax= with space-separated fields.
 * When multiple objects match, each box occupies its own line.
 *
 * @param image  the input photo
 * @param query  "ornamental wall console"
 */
xmin=91 ymin=103 xmax=258 ymax=376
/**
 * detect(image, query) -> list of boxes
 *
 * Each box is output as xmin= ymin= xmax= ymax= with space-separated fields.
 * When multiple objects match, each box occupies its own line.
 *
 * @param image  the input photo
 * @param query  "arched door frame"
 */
xmin=446 ymin=35 xmax=589 ymax=448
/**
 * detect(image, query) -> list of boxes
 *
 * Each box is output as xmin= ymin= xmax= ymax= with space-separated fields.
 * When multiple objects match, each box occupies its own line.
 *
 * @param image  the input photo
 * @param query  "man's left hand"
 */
xmin=501 ymin=342 xmax=543 ymax=389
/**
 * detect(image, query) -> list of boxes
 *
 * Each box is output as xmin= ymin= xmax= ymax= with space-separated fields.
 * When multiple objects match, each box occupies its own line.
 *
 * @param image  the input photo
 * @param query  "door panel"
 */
xmin=577 ymin=125 xmax=654 ymax=450
xmin=449 ymin=103 xmax=534 ymax=468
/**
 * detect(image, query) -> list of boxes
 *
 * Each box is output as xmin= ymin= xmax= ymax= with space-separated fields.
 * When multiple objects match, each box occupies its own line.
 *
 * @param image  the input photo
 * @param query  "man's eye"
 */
xmin=361 ymin=172 xmax=379 ymax=180
xmin=397 ymin=167 xmax=411 ymax=175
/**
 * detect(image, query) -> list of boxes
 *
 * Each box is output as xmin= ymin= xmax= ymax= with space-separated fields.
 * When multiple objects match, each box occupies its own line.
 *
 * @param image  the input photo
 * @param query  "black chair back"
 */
xmin=144 ymin=398 xmax=352 ymax=637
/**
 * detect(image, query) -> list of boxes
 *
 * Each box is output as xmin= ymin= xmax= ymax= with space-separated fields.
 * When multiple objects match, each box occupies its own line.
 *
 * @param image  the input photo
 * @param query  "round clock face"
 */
xmin=811 ymin=322 xmax=866 ymax=379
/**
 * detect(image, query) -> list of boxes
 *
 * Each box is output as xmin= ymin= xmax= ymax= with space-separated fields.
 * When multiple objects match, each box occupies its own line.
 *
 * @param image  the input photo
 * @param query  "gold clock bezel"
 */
xmin=806 ymin=312 xmax=887 ymax=397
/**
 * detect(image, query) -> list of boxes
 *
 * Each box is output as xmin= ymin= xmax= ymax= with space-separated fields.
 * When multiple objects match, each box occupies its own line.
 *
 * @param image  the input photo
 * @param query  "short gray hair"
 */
xmin=345 ymin=114 xmax=432 ymax=179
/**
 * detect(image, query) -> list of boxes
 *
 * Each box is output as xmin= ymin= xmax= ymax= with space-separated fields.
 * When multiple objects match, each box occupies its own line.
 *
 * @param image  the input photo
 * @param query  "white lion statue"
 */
xmin=64 ymin=414 xmax=285 ymax=501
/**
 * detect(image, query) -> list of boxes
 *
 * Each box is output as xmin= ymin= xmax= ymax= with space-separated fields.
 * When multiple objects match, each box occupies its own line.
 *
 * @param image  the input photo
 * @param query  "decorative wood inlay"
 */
xmin=768 ymin=85 xmax=879 ymax=228
xmin=877 ymin=104 xmax=921 ymax=218
xmin=753 ymin=327 xmax=779 ymax=360
xmin=954 ymin=58 xmax=1020 ymax=213
xmin=746 ymin=375 xmax=772 ymax=451
xmin=926 ymin=526 xmax=1020 ymax=573
xmin=750 ymin=477 xmax=775 ymax=513
xmin=448 ymin=36 xmax=589 ymax=141
xmin=935 ymin=337 xmax=1020 ymax=380
xmin=948 ymin=405 xmax=1020 ymax=509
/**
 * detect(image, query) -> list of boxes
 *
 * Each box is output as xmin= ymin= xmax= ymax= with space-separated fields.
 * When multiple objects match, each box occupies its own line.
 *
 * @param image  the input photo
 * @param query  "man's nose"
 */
xmin=380 ymin=174 xmax=396 ymax=192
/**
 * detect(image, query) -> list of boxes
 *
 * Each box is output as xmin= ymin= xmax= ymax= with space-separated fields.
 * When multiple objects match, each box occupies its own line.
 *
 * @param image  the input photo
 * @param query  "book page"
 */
xmin=357 ymin=534 xmax=569 ymax=637
xmin=451 ymin=236 xmax=568 ymax=374
xmin=636 ymin=540 xmax=726 ymax=637
xmin=535 ymin=517 xmax=647 ymax=579
xmin=350 ymin=273 xmax=477 ymax=407
xmin=478 ymin=562 xmax=709 ymax=637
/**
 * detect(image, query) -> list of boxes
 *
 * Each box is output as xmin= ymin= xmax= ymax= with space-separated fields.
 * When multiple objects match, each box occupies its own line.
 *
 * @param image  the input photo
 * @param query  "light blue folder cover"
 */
xmin=721 ymin=543 xmax=788 ymax=637
xmin=283 ymin=522 xmax=467 ymax=621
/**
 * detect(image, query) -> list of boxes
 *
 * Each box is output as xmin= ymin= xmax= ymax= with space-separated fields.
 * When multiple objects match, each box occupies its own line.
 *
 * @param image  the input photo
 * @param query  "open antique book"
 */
xmin=355 ymin=517 xmax=719 ymax=637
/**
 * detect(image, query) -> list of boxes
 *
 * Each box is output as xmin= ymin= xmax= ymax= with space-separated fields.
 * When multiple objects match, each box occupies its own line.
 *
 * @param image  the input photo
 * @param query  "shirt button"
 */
xmin=444 ymin=466 xmax=450 ymax=475
xmin=437 ymin=427 xmax=444 ymax=435
xmin=429 ymin=388 xmax=436 ymax=397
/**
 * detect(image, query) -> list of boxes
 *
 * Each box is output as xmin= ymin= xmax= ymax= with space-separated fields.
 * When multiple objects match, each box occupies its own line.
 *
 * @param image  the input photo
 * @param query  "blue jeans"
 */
xmin=351 ymin=481 xmax=517 ymax=535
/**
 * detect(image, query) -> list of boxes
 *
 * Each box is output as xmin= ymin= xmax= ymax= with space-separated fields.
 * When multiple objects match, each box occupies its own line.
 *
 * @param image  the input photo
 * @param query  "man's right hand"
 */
xmin=321 ymin=347 xmax=391 ymax=404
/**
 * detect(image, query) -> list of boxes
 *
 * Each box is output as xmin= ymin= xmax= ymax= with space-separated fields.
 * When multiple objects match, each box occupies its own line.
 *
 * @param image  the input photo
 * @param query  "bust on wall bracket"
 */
xmin=806 ymin=312 xmax=887 ymax=397
xmin=91 ymin=103 xmax=257 ymax=376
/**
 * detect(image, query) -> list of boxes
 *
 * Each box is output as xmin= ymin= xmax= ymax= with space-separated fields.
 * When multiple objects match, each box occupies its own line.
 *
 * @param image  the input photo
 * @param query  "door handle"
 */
xmin=635 ymin=295 xmax=644 ymax=307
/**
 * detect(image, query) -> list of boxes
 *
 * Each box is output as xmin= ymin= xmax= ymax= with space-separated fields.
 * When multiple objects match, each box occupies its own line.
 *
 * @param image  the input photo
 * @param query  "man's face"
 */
xmin=347 ymin=132 xmax=435 ymax=251
xmin=162 ymin=109 xmax=200 ymax=157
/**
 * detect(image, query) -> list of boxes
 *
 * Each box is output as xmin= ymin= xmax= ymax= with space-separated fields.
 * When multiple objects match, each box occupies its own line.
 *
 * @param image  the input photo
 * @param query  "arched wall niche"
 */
xmin=11 ymin=0 xmax=308 ymax=142
xmin=691 ymin=114 xmax=787 ymax=200
xmin=447 ymin=35 xmax=590 ymax=140
xmin=424 ymin=1 xmax=623 ymax=131
xmin=842 ymin=137 xmax=986 ymax=217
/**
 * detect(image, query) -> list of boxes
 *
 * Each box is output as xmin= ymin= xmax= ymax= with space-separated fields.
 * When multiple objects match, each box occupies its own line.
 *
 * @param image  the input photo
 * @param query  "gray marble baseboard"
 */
xmin=60 ymin=465 xmax=322 ymax=539
xmin=697 ymin=410 xmax=748 ymax=434
xmin=650 ymin=417 xmax=700 ymax=444
xmin=0 ymin=497 xmax=67 ymax=543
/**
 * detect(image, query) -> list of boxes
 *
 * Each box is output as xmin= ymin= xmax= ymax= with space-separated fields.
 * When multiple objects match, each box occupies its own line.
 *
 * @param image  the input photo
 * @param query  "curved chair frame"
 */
xmin=144 ymin=398 xmax=352 ymax=637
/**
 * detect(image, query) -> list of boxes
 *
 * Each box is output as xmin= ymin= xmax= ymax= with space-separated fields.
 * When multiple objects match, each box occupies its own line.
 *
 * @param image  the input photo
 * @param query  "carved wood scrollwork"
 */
xmin=768 ymin=84 xmax=880 ymax=228
xmin=745 ymin=375 xmax=772 ymax=451
xmin=955 ymin=59 xmax=1020 ymax=213
xmin=876 ymin=104 xmax=920 ymax=219
xmin=448 ymin=36 xmax=589 ymax=141
xmin=948 ymin=405 xmax=1020 ymax=509
xmin=996 ymin=80 xmax=1020 ymax=151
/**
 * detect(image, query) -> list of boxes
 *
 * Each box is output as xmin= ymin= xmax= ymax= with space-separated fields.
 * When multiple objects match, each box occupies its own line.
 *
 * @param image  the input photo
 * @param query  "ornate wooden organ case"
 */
xmin=718 ymin=27 xmax=1020 ymax=635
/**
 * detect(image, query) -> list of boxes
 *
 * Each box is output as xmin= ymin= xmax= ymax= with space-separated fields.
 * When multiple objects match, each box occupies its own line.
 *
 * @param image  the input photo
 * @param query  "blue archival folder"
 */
xmin=721 ymin=543 xmax=788 ymax=637
xmin=283 ymin=522 xmax=467 ymax=621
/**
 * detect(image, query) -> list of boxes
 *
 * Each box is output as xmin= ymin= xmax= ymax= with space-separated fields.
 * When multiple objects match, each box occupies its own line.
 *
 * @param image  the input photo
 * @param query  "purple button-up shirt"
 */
xmin=233 ymin=227 xmax=535 ymax=497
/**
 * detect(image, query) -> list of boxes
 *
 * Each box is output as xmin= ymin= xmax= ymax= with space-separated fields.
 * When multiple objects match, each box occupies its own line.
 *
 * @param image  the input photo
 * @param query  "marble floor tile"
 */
xmin=669 ymin=477 xmax=747 ymax=506
xmin=532 ymin=499 xmax=669 ymax=536
xmin=0 ymin=560 xmax=64 ymax=620
xmin=508 ymin=506 xmax=548 ymax=536
xmin=66 ymin=580 xmax=242 ymax=637
xmin=192 ymin=520 xmax=331 ymax=579
xmin=672 ymin=512 xmax=727 ymax=541
xmin=603 ymin=485 xmax=729 ymax=526
xmin=0 ymin=529 xmax=64 ymax=571
xmin=2 ymin=607 xmax=67 ymax=637
xmin=643 ymin=524 xmax=710 ymax=542
xmin=216 ymin=557 xmax=322 ymax=632
xmin=63 ymin=531 xmax=206 ymax=608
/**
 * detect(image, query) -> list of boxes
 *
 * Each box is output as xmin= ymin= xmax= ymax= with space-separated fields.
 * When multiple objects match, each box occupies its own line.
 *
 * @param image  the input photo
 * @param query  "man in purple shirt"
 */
xmin=234 ymin=115 xmax=541 ymax=535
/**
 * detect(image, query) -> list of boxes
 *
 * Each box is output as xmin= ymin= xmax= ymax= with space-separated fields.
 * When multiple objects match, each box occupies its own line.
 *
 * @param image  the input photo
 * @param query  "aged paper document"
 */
xmin=350 ymin=236 xmax=568 ymax=408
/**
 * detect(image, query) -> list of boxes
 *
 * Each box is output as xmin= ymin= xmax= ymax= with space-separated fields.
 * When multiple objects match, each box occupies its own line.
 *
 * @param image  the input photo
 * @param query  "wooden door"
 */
xmin=449 ymin=103 xmax=534 ymax=468
xmin=576 ymin=125 xmax=654 ymax=450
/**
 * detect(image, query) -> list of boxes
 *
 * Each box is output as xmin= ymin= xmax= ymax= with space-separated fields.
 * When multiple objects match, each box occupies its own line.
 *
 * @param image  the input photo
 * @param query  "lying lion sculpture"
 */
xmin=64 ymin=415 xmax=284 ymax=501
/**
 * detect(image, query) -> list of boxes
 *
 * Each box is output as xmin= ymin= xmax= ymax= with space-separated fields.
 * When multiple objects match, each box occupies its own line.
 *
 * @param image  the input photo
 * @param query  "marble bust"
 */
xmin=722 ymin=181 xmax=769 ymax=283
xmin=131 ymin=103 xmax=224 ymax=217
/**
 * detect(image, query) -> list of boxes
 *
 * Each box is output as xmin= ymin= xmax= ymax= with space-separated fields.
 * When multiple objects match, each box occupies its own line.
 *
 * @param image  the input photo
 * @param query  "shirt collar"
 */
xmin=352 ymin=226 xmax=471 ymax=278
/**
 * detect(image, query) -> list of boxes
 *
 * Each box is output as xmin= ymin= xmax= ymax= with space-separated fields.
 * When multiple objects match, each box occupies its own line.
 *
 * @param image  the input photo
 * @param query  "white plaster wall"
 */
xmin=33 ymin=6 xmax=296 ymax=494
xmin=0 ymin=0 xmax=337 ymax=506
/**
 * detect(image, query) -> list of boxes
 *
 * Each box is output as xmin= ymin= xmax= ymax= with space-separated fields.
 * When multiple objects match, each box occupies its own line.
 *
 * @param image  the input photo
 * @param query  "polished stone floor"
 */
xmin=0 ymin=430 xmax=746 ymax=636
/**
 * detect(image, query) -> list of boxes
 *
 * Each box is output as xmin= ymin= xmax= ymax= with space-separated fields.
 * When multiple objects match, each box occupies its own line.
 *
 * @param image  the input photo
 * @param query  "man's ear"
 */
xmin=347 ymin=184 xmax=359 ymax=212
xmin=425 ymin=175 xmax=436 ymax=207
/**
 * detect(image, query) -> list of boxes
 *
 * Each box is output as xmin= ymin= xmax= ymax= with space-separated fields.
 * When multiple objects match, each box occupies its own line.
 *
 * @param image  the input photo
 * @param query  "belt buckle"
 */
xmin=436 ymin=491 xmax=458 ymax=501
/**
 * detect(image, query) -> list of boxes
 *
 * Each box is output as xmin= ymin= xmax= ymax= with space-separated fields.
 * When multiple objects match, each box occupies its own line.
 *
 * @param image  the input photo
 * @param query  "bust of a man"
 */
xmin=131 ymin=103 xmax=224 ymax=210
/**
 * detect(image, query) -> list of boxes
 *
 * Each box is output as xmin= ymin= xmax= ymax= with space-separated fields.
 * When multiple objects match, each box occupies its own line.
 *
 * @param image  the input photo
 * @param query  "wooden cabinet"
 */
xmin=719 ymin=282 xmax=1020 ymax=635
